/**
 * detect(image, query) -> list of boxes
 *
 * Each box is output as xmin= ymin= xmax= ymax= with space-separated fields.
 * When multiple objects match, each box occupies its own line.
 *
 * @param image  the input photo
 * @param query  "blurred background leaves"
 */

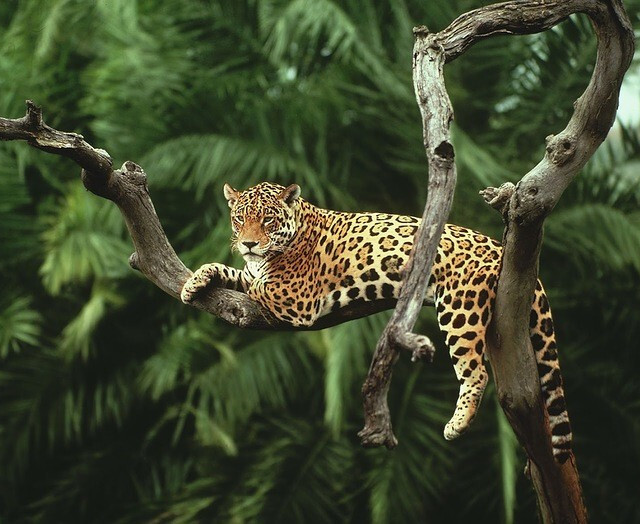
xmin=0 ymin=0 xmax=639 ymax=522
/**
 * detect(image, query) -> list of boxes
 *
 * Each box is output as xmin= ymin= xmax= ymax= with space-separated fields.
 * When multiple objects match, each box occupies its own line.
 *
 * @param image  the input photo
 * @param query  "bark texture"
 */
xmin=359 ymin=1 xmax=633 ymax=523
xmin=358 ymin=26 xmax=457 ymax=449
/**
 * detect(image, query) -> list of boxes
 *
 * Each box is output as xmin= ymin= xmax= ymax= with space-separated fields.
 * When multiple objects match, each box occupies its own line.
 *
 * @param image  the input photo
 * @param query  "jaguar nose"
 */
xmin=242 ymin=241 xmax=259 ymax=249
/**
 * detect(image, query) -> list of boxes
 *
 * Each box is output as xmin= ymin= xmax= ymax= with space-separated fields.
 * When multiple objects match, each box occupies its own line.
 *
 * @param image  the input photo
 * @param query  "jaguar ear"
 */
xmin=223 ymin=183 xmax=239 ymax=208
xmin=279 ymin=184 xmax=301 ymax=207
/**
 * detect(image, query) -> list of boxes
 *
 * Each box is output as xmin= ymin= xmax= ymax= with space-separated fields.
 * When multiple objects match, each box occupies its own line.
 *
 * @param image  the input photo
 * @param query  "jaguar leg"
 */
xmin=436 ymin=285 xmax=493 ymax=440
xmin=181 ymin=262 xmax=252 ymax=303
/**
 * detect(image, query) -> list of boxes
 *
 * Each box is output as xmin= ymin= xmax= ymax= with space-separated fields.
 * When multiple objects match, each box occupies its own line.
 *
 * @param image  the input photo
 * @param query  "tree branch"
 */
xmin=360 ymin=0 xmax=633 ymax=522
xmin=358 ymin=26 xmax=457 ymax=449
xmin=481 ymin=1 xmax=633 ymax=522
xmin=0 ymin=102 xmax=399 ymax=332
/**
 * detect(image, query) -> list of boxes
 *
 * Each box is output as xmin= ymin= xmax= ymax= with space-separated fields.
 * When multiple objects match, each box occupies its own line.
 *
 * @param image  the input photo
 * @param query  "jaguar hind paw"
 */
xmin=443 ymin=419 xmax=467 ymax=441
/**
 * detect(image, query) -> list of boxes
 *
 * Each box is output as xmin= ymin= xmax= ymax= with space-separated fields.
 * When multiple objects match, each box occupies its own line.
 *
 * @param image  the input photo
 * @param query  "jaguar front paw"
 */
xmin=180 ymin=276 xmax=207 ymax=303
xmin=180 ymin=264 xmax=218 ymax=304
xmin=180 ymin=279 xmax=199 ymax=303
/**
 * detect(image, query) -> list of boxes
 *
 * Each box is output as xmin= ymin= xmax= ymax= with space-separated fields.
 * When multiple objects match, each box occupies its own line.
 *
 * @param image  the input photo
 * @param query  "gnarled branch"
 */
xmin=481 ymin=1 xmax=633 ymax=522
xmin=0 ymin=101 xmax=398 ymax=332
xmin=361 ymin=0 xmax=633 ymax=522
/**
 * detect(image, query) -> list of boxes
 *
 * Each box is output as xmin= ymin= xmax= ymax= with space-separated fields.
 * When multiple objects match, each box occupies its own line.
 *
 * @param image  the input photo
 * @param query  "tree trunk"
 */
xmin=359 ymin=1 xmax=634 ymax=522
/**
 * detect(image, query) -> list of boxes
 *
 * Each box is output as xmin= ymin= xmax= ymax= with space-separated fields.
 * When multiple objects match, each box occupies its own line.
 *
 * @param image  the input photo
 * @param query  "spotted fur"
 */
xmin=181 ymin=182 xmax=572 ymax=462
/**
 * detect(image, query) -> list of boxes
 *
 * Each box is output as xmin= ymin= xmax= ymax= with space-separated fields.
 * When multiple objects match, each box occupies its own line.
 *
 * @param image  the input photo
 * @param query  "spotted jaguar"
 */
xmin=181 ymin=182 xmax=572 ymax=462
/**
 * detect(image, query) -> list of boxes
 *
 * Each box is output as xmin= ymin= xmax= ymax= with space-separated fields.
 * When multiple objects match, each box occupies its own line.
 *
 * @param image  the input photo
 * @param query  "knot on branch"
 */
xmin=129 ymin=252 xmax=140 ymax=270
xmin=121 ymin=161 xmax=147 ymax=185
xmin=498 ymin=391 xmax=515 ymax=411
xmin=434 ymin=140 xmax=455 ymax=162
xmin=480 ymin=182 xmax=515 ymax=220
xmin=230 ymin=305 xmax=257 ymax=328
xmin=25 ymin=100 xmax=43 ymax=128
xmin=23 ymin=100 xmax=86 ymax=150
xmin=413 ymin=24 xmax=430 ymax=36
xmin=545 ymin=133 xmax=577 ymax=165
xmin=510 ymin=178 xmax=554 ymax=226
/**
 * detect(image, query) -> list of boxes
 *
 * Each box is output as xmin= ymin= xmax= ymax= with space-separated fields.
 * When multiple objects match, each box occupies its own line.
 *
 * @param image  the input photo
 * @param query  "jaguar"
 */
xmin=181 ymin=182 xmax=572 ymax=462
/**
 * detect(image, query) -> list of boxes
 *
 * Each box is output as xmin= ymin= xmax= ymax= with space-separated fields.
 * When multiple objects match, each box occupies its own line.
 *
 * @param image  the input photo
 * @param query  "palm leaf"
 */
xmin=141 ymin=134 xmax=326 ymax=203
xmin=58 ymin=280 xmax=125 ymax=361
xmin=545 ymin=203 xmax=640 ymax=275
xmin=368 ymin=365 xmax=454 ymax=523
xmin=0 ymin=296 xmax=42 ymax=358
xmin=321 ymin=315 xmax=388 ymax=436
xmin=39 ymin=184 xmax=130 ymax=295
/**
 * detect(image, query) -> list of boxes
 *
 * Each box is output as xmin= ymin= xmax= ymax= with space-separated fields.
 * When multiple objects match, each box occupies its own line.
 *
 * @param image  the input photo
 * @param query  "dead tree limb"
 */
xmin=357 ymin=26 xmax=457 ymax=449
xmin=0 ymin=101 xmax=397 ymax=331
xmin=481 ymin=1 xmax=634 ymax=522
xmin=360 ymin=0 xmax=633 ymax=522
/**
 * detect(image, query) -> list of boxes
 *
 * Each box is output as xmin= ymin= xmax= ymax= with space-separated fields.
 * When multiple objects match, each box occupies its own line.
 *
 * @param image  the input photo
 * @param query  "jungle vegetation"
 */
xmin=0 ymin=0 xmax=639 ymax=522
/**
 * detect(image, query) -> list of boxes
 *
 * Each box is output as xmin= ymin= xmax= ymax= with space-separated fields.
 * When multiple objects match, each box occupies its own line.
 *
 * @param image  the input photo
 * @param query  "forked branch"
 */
xmin=361 ymin=0 xmax=633 ymax=522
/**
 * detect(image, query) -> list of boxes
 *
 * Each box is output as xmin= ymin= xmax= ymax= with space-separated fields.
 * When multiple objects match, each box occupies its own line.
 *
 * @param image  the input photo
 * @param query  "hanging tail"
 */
xmin=531 ymin=282 xmax=572 ymax=463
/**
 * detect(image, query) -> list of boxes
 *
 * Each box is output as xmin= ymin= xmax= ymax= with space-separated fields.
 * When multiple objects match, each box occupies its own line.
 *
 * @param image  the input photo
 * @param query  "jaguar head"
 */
xmin=224 ymin=182 xmax=301 ymax=262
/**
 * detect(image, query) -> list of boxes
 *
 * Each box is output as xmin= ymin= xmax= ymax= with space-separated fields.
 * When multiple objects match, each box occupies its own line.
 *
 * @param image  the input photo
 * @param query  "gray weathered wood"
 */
xmin=359 ymin=1 xmax=633 ymax=522
xmin=358 ymin=26 xmax=457 ymax=449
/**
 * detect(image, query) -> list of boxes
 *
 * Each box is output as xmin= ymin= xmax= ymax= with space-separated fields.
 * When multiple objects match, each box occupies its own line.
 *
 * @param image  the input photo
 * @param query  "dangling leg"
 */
xmin=530 ymin=281 xmax=572 ymax=463
xmin=436 ymin=284 xmax=493 ymax=440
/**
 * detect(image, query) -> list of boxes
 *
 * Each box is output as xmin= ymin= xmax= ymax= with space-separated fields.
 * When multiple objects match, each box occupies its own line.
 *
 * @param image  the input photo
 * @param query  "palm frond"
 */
xmin=321 ymin=315 xmax=387 ymax=436
xmin=138 ymin=318 xmax=236 ymax=402
xmin=368 ymin=365 xmax=454 ymax=523
xmin=186 ymin=334 xmax=316 ymax=437
xmin=39 ymin=184 xmax=130 ymax=295
xmin=545 ymin=203 xmax=640 ymax=275
xmin=0 ymin=150 xmax=43 ymax=266
xmin=0 ymin=295 xmax=42 ymax=358
xmin=141 ymin=134 xmax=325 ymax=203
xmin=224 ymin=418 xmax=354 ymax=523
xmin=58 ymin=281 xmax=125 ymax=361
xmin=261 ymin=0 xmax=409 ymax=97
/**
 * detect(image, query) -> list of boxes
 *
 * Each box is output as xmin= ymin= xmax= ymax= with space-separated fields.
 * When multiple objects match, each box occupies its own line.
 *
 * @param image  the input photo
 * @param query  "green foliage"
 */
xmin=1 ymin=0 xmax=640 ymax=522
xmin=0 ymin=295 xmax=41 ymax=358
xmin=39 ymin=184 xmax=130 ymax=295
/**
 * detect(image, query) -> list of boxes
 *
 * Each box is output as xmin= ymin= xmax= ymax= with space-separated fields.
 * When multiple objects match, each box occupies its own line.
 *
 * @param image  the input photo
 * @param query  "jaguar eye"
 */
xmin=233 ymin=216 xmax=244 ymax=225
xmin=263 ymin=217 xmax=274 ymax=225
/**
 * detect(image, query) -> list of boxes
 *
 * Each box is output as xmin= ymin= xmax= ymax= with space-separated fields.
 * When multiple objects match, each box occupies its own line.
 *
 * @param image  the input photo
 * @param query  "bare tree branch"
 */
xmin=481 ymin=1 xmax=634 ymax=522
xmin=360 ymin=0 xmax=633 ymax=522
xmin=0 ymin=101 xmax=399 ymax=332
xmin=357 ymin=25 xmax=457 ymax=449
